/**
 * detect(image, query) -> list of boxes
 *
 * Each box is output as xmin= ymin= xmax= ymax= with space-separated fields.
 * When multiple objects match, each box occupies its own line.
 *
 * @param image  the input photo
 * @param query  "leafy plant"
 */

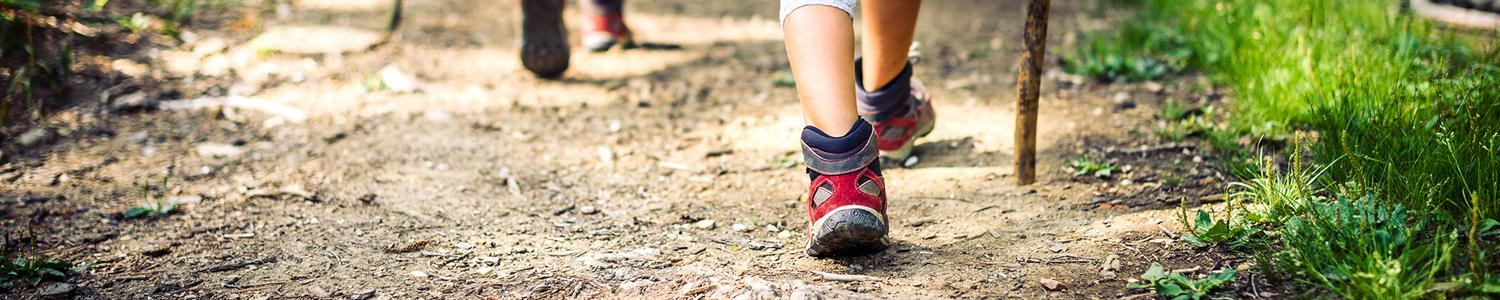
xmin=123 ymin=199 xmax=177 ymax=218
xmin=1159 ymin=98 xmax=1189 ymax=121
xmin=1127 ymin=262 xmax=1238 ymax=300
xmin=1070 ymin=157 xmax=1116 ymax=178
xmin=1277 ymin=196 xmax=1454 ymax=298
xmin=1180 ymin=209 xmax=1255 ymax=249
xmin=1082 ymin=0 xmax=1500 ymax=297
xmin=124 ymin=174 xmax=177 ymax=218
xmin=116 ymin=12 xmax=152 ymax=34
xmin=0 ymin=256 xmax=79 ymax=286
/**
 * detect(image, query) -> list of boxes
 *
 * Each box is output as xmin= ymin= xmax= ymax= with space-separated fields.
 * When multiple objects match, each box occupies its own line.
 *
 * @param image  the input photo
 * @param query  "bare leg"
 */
xmin=783 ymin=6 xmax=858 ymax=137
xmin=860 ymin=0 xmax=921 ymax=89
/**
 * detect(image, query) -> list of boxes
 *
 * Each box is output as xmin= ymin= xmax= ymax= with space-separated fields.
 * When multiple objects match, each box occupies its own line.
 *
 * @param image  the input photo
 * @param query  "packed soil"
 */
xmin=2 ymin=1 xmax=1286 ymax=299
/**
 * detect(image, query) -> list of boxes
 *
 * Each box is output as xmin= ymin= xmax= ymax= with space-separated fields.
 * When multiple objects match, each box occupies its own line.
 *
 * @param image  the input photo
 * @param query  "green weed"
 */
xmin=1127 ymin=262 xmax=1238 ymax=300
xmin=0 ymin=229 xmax=83 ymax=286
xmin=124 ymin=173 xmax=177 ymax=218
xmin=1278 ymin=195 xmax=1455 ymax=298
xmin=1083 ymin=0 xmax=1500 ymax=296
xmin=1159 ymin=98 xmax=1189 ymax=121
xmin=1180 ymin=208 xmax=1256 ymax=249
xmin=0 ymin=256 xmax=78 ymax=286
xmin=122 ymin=198 xmax=177 ymax=218
xmin=1069 ymin=157 xmax=1115 ymax=178
xmin=1061 ymin=21 xmax=1192 ymax=82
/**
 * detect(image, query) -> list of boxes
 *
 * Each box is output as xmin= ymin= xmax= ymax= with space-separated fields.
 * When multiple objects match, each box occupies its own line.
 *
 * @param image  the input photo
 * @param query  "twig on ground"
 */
xmin=1118 ymin=242 xmax=1142 ymax=256
xmin=1251 ymin=273 xmax=1261 ymax=299
xmin=1044 ymin=255 xmax=1097 ymax=264
xmin=1156 ymin=223 xmax=1178 ymax=239
xmin=1169 ymin=266 xmax=1202 ymax=274
xmin=200 ymin=257 xmax=278 ymax=273
xmin=913 ymin=196 xmax=972 ymax=203
xmin=1109 ymin=144 xmax=1193 ymax=156
xmin=506 ymin=175 xmax=526 ymax=201
xmin=224 ymin=280 xmax=286 ymax=289
xmin=812 ymin=271 xmax=883 ymax=282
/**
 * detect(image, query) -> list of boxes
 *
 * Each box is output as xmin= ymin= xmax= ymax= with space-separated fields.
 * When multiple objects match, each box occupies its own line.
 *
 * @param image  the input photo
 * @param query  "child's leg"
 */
xmin=782 ymin=5 xmax=858 ymax=137
xmin=855 ymin=1 xmax=935 ymax=163
xmin=860 ymin=0 xmax=921 ymax=90
xmin=782 ymin=1 xmax=889 ymax=257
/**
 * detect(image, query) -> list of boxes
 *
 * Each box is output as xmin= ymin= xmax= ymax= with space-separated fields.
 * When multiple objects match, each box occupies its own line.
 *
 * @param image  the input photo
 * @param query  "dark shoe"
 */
xmin=520 ymin=0 xmax=569 ymax=78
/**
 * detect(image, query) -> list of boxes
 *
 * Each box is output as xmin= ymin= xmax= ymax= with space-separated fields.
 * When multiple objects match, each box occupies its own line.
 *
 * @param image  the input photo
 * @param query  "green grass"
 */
xmin=1127 ymin=262 xmax=1238 ymax=300
xmin=1069 ymin=156 xmax=1116 ymax=178
xmin=1079 ymin=0 xmax=1500 ymax=297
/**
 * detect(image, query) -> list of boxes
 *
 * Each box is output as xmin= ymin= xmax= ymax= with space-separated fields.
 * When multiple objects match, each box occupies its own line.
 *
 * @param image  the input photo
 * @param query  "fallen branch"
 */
xmin=812 ymin=271 xmax=883 ymax=282
xmin=1156 ymin=223 xmax=1179 ymax=239
xmin=200 ymin=257 xmax=278 ymax=273
xmin=1110 ymin=144 xmax=1194 ymax=156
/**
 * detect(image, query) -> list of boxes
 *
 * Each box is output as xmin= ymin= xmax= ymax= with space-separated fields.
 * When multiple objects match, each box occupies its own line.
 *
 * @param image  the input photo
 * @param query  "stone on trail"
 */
xmin=618 ymin=280 xmax=653 ymax=293
xmin=110 ymin=92 xmax=154 ymax=111
xmin=902 ymin=155 xmax=919 ymax=168
xmin=1048 ymin=243 xmax=1066 ymax=253
xmin=578 ymin=248 xmax=659 ymax=269
xmin=39 ymin=282 xmax=74 ymax=296
xmin=350 ymin=289 xmax=376 ymax=300
xmin=693 ymin=219 xmax=717 ymax=230
xmin=195 ymin=143 xmax=244 ymax=158
xmin=1100 ymin=254 xmax=1121 ymax=278
xmin=305 ymin=286 xmax=330 ymax=298
xmin=409 ymin=270 xmax=429 ymax=278
xmin=732 ymin=223 xmax=751 ymax=232
xmin=1039 ymin=277 xmax=1064 ymax=291
xmin=736 ymin=276 xmax=776 ymax=300
xmin=17 ymin=127 xmax=54 ymax=147
xmin=247 ymin=25 xmax=384 ymax=55
xmin=379 ymin=65 xmax=420 ymax=93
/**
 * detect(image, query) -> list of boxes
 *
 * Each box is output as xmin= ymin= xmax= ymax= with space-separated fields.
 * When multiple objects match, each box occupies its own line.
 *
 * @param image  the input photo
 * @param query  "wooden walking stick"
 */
xmin=1015 ymin=0 xmax=1050 ymax=185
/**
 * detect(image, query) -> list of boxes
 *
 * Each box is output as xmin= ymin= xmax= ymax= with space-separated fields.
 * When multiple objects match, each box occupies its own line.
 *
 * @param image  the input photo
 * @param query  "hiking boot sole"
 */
xmin=806 ymin=206 xmax=889 ymax=257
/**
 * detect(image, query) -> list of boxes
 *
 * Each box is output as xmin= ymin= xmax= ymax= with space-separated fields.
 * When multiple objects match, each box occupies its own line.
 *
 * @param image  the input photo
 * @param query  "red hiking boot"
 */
xmin=801 ymin=120 xmax=889 ymax=257
xmin=580 ymin=0 xmax=635 ymax=52
xmin=856 ymin=60 xmax=936 ymax=165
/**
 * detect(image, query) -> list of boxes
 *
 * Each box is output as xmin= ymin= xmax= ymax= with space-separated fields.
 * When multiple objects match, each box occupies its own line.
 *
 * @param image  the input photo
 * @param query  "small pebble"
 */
xmin=693 ymin=219 xmax=717 ymax=230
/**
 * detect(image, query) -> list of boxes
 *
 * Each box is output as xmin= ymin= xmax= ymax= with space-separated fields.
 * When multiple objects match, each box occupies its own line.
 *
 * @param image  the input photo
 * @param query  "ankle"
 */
xmin=854 ymin=59 xmax=914 ymax=122
xmin=801 ymin=119 xmax=880 ymax=178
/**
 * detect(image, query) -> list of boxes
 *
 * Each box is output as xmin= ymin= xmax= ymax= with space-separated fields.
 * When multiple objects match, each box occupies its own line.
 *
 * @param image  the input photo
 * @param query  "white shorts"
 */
xmin=780 ymin=0 xmax=856 ymax=25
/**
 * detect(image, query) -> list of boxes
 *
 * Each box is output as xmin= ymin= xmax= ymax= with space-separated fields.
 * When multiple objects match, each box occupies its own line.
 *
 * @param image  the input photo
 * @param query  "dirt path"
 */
xmin=2 ymin=1 xmax=1255 ymax=299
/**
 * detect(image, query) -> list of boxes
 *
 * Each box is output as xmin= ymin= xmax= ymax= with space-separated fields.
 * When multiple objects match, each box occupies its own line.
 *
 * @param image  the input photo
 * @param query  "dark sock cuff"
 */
xmin=855 ymin=58 xmax=913 ymax=122
xmin=800 ymin=119 xmax=879 ymax=176
xmin=801 ymin=120 xmax=872 ymax=155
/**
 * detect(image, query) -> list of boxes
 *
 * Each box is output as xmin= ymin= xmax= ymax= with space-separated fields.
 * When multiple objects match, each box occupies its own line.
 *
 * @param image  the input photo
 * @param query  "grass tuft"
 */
xmin=1081 ymin=0 xmax=1500 ymax=297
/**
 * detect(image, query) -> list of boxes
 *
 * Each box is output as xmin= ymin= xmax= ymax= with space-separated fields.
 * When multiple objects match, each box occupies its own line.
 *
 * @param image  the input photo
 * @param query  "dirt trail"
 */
xmin=3 ymin=1 xmax=1255 ymax=299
